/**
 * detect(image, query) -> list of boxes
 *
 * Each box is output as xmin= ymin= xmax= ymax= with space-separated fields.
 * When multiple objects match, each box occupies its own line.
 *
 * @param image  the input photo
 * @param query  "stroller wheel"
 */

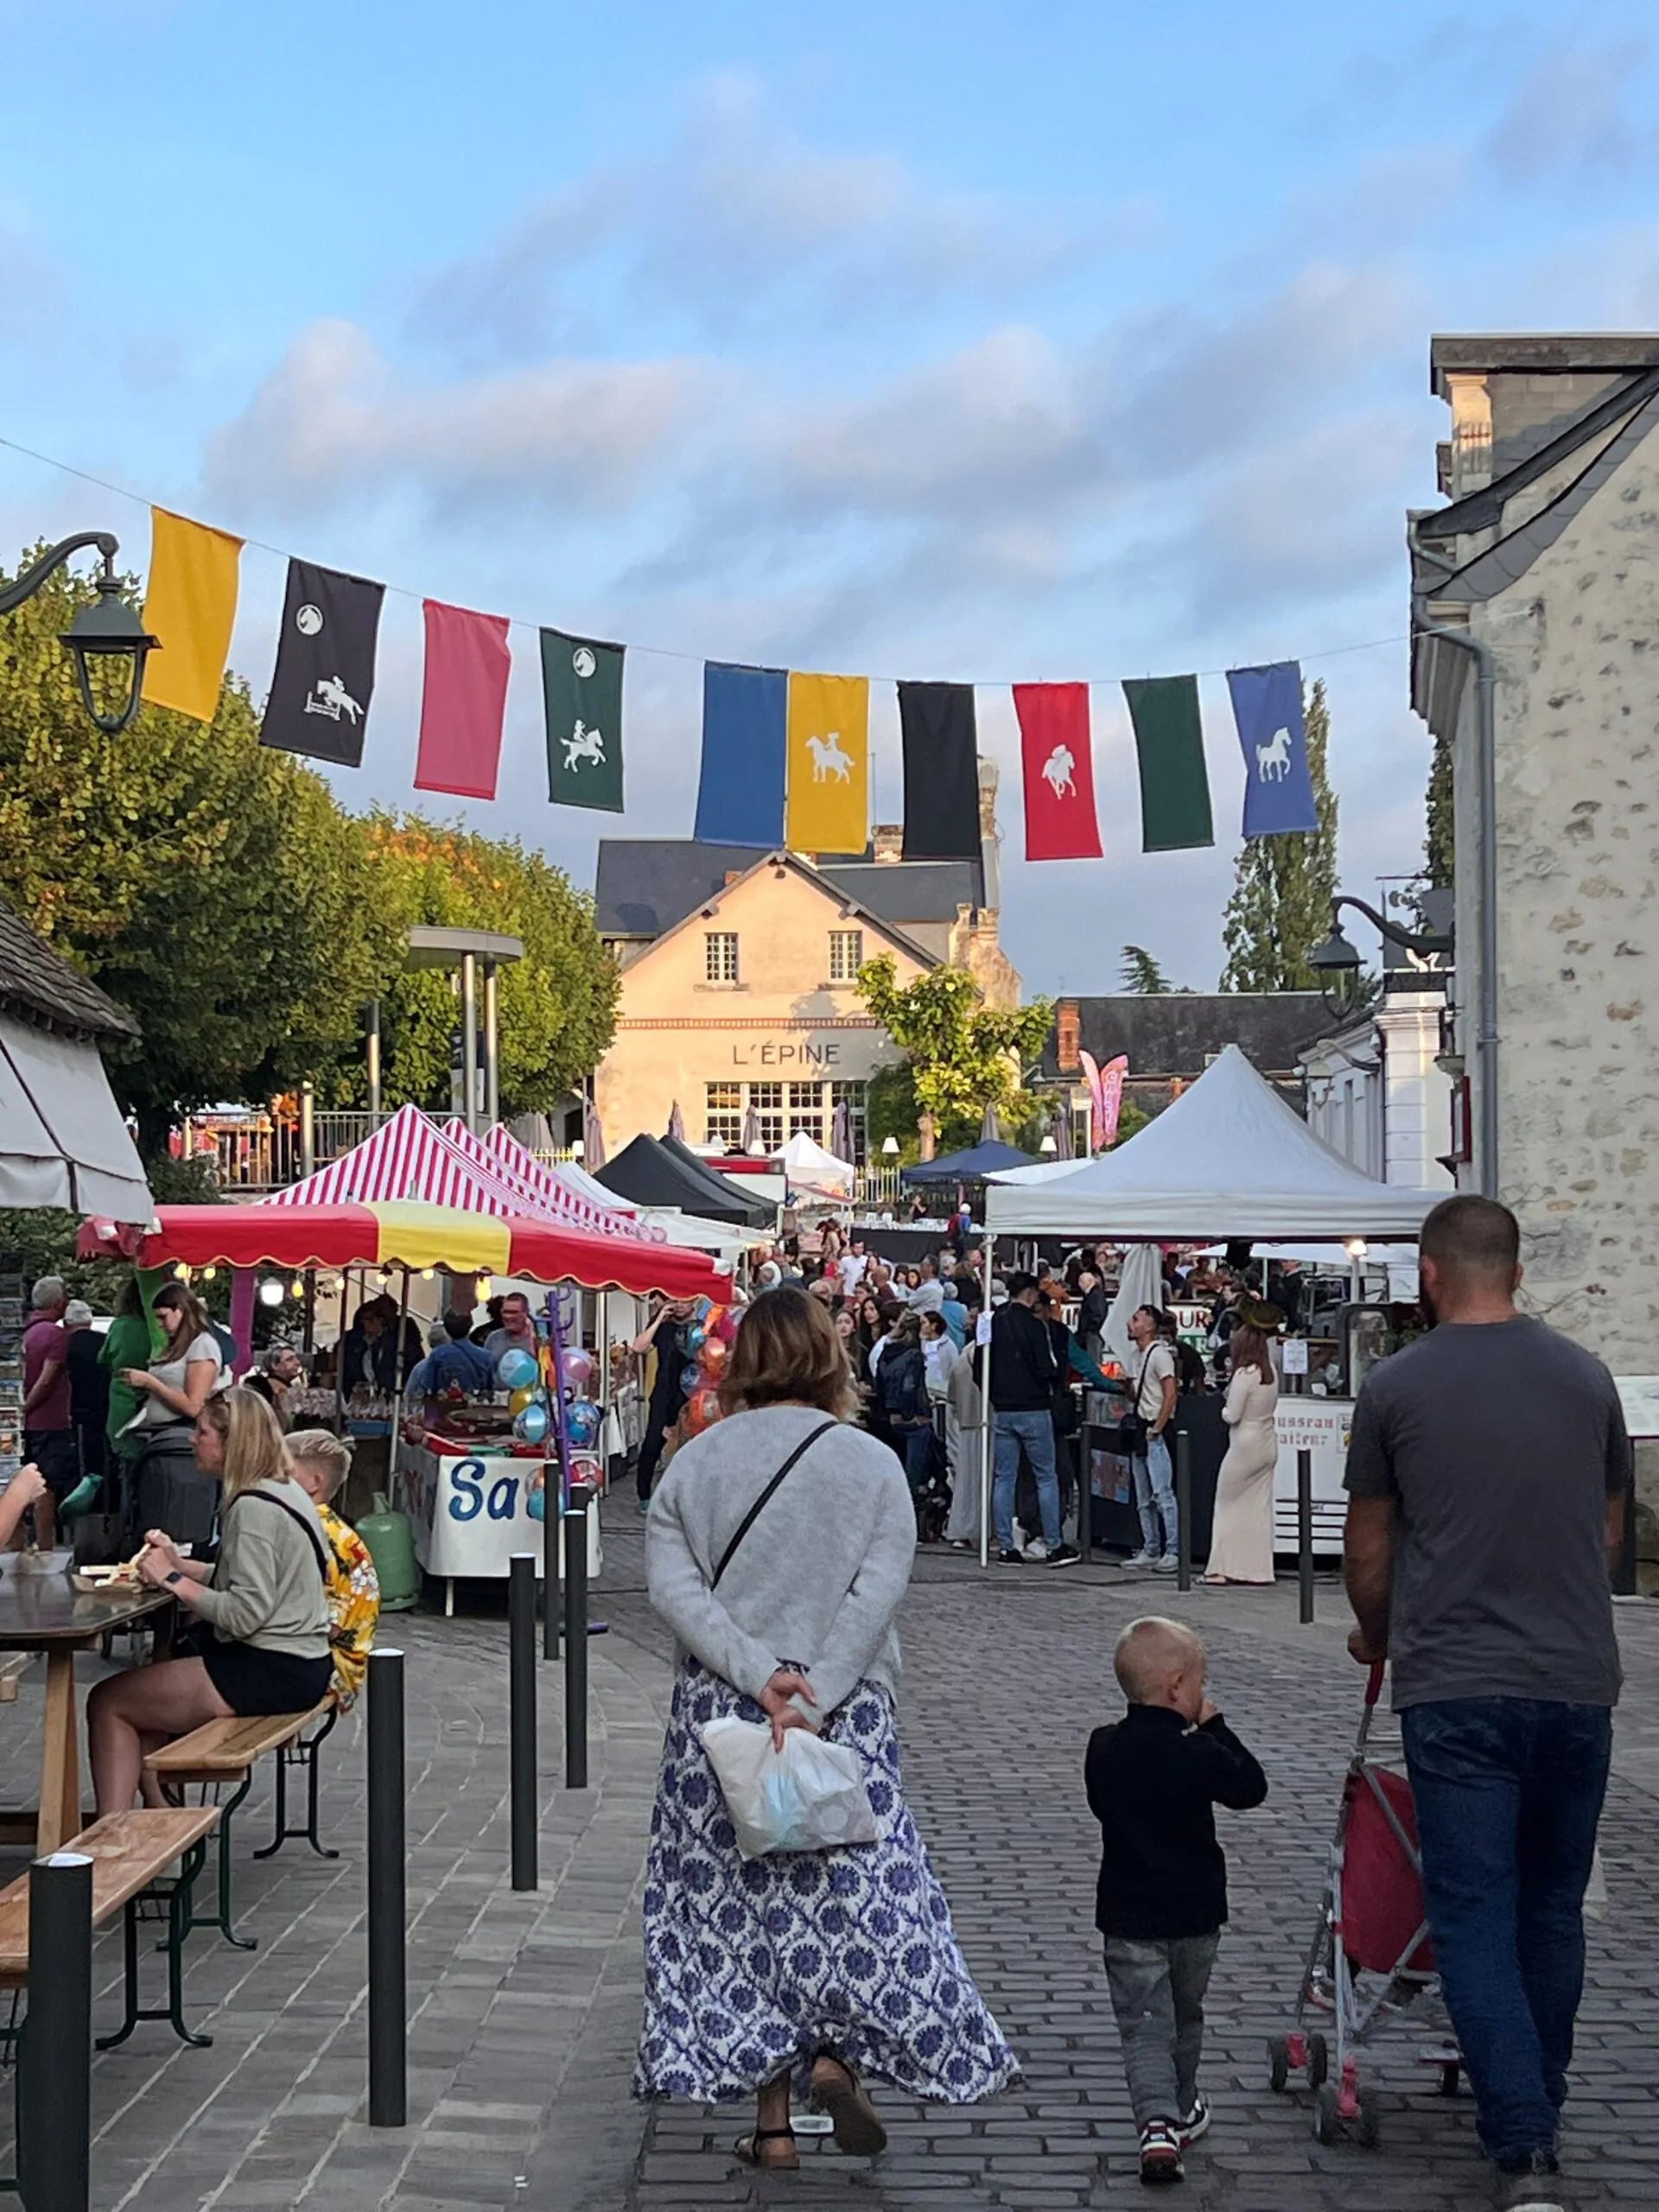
xmin=1313 ymin=2082 xmax=1342 ymax=2146
xmin=1306 ymin=2032 xmax=1330 ymax=2090
xmin=1268 ymin=2037 xmax=1290 ymax=2094
xmin=1355 ymin=2087 xmax=1382 ymax=2149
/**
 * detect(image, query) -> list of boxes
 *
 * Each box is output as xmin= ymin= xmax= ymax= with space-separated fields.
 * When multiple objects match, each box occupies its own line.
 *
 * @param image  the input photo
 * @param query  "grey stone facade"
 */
xmin=1414 ymin=336 xmax=1659 ymax=1372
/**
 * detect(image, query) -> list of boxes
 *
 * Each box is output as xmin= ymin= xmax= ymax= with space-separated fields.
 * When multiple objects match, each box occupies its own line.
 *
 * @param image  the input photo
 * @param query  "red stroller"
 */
xmin=1268 ymin=1662 xmax=1461 ymax=2147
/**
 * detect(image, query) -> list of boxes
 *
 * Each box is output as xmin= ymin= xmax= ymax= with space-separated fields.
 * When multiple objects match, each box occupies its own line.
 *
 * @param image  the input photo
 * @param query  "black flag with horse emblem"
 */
xmin=260 ymin=559 xmax=385 ymax=766
xmin=541 ymin=627 xmax=625 ymax=811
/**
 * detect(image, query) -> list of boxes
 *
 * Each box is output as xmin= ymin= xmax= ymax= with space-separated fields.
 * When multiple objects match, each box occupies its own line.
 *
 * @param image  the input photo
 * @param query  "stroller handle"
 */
xmin=1364 ymin=1661 xmax=1386 ymax=1707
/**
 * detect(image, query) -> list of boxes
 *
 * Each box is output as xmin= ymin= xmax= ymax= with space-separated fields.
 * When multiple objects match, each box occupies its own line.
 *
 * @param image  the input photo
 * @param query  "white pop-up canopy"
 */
xmin=779 ymin=1130 xmax=855 ymax=1198
xmin=985 ymin=1045 xmax=1445 ymax=1242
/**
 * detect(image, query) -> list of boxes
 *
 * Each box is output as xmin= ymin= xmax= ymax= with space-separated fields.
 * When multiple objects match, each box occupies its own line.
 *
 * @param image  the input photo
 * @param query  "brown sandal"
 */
xmin=735 ymin=2127 xmax=798 ymax=2170
xmin=810 ymin=2053 xmax=888 ymax=2158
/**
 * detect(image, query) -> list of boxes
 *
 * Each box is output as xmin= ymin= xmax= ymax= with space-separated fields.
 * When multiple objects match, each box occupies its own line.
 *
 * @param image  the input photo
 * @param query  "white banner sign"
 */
xmin=395 ymin=1442 xmax=601 ymax=1580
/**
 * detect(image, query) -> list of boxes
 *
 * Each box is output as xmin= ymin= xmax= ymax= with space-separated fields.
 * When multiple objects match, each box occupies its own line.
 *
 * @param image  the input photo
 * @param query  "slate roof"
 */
xmin=819 ymin=858 xmax=984 ymax=925
xmin=596 ymin=841 xmax=984 ymax=942
xmin=0 ymin=895 xmax=137 ymax=1039
xmin=1040 ymin=994 xmax=1334 ymax=1084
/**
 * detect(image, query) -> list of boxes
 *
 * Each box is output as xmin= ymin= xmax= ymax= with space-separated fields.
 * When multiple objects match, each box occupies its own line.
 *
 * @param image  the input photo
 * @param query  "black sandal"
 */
xmin=810 ymin=2053 xmax=888 ymax=2158
xmin=735 ymin=2126 xmax=799 ymax=2171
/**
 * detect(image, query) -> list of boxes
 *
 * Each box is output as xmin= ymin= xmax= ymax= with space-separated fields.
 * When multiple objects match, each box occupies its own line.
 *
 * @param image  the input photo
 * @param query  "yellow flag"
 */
xmin=785 ymin=671 xmax=869 ymax=855
xmin=141 ymin=508 xmax=243 ymax=722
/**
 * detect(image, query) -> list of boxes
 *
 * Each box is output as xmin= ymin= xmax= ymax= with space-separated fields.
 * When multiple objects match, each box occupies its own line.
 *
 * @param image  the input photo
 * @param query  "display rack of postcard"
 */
xmin=0 ymin=1276 xmax=24 ymax=1485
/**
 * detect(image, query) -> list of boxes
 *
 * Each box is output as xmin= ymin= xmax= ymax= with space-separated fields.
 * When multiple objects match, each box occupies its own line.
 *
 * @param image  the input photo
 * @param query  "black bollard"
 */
xmin=1298 ymin=1448 xmax=1315 ymax=1625
xmin=541 ymin=1463 xmax=562 ymax=1662
xmin=565 ymin=1484 xmax=593 ymax=1790
xmin=508 ymin=1554 xmax=537 ymax=1891
xmin=18 ymin=1852 xmax=92 ymax=2212
xmin=366 ymin=1648 xmax=407 ymax=2128
xmin=1174 ymin=1428 xmax=1192 ymax=1593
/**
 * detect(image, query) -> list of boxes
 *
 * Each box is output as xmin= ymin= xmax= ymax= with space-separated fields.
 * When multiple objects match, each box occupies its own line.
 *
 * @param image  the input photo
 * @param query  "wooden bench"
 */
xmin=0 ymin=1807 xmax=219 ymax=2051
xmin=144 ymin=1702 xmax=335 ymax=1949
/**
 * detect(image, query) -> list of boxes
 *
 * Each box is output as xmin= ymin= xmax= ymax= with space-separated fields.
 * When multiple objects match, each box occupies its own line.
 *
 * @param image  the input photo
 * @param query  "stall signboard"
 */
xmin=1281 ymin=1338 xmax=1309 ymax=1376
xmin=1272 ymin=1398 xmax=1352 ymax=1558
xmin=395 ymin=1442 xmax=602 ymax=1580
xmin=1615 ymin=1377 xmax=1659 ymax=1440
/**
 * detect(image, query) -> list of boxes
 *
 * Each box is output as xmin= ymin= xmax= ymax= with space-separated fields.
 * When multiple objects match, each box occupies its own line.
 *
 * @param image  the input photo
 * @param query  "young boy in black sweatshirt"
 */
xmin=1084 ymin=1616 xmax=1268 ymax=2186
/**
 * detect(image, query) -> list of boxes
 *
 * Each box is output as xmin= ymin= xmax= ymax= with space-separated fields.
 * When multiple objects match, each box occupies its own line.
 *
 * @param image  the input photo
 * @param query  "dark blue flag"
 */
xmin=695 ymin=663 xmax=787 ymax=846
xmin=1227 ymin=660 xmax=1319 ymax=837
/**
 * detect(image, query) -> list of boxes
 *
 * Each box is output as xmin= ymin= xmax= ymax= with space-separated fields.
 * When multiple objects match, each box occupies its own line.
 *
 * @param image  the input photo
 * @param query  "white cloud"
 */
xmin=1484 ymin=41 xmax=1650 ymax=182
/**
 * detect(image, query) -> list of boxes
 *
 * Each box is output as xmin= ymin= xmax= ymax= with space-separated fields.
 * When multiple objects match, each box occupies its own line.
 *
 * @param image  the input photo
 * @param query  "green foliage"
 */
xmin=1219 ymin=677 xmax=1340 ymax=992
xmin=855 ymin=957 xmax=1053 ymax=1145
xmin=361 ymin=813 xmax=619 ymax=1116
xmin=1120 ymin=944 xmax=1173 ymax=994
xmin=865 ymin=1060 xmax=922 ymax=1159
xmin=0 ymin=1211 xmax=129 ymax=1312
xmin=0 ymin=547 xmax=403 ymax=1147
xmin=1424 ymin=730 xmax=1454 ymax=888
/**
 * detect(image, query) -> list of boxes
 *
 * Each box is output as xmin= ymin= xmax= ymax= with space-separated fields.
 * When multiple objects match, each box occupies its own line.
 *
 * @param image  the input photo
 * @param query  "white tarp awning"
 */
xmin=985 ymin=1045 xmax=1443 ymax=1242
xmin=0 ymin=1016 xmax=152 ymax=1222
xmin=779 ymin=1130 xmax=855 ymax=1197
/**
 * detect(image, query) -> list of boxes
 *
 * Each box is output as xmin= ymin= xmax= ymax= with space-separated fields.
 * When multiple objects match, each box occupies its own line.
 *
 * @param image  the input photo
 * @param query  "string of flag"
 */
xmin=110 ymin=493 xmax=1337 ymax=866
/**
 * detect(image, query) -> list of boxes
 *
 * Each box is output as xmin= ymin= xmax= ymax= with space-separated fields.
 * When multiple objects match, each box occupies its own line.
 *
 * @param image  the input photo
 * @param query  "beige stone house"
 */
xmin=1412 ymin=333 xmax=1659 ymax=1368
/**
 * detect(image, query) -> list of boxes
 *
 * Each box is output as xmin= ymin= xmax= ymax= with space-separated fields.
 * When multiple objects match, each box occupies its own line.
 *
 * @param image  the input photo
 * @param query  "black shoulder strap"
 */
xmin=712 ymin=1419 xmax=838 ymax=1589
xmin=235 ymin=1487 xmax=333 ymax=1580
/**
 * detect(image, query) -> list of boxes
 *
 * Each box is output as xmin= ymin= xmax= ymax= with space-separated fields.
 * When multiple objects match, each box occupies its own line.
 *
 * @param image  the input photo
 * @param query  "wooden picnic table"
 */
xmin=0 ymin=1573 xmax=171 ymax=1852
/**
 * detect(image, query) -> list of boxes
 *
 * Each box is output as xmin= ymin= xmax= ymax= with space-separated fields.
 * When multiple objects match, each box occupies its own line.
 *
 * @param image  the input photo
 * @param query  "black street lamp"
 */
xmin=0 ymin=532 xmax=158 ymax=734
xmin=1308 ymin=893 xmax=1453 ymax=1017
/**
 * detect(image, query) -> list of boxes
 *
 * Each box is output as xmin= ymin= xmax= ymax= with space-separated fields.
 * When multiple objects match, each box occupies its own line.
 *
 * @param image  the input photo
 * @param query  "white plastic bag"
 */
xmin=701 ymin=1715 xmax=878 ymax=1858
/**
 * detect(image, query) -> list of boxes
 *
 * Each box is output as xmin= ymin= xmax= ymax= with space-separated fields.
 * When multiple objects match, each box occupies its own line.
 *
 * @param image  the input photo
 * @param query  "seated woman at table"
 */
xmin=87 ymin=1388 xmax=333 ymax=1815
xmin=0 ymin=1463 xmax=48 ymax=1550
xmin=285 ymin=1428 xmax=380 ymax=1705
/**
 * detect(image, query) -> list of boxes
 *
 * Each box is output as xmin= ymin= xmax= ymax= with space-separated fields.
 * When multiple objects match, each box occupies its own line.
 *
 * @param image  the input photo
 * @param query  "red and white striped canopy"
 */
xmin=479 ymin=1123 xmax=659 ymax=1236
xmin=263 ymin=1103 xmax=633 ymax=1236
xmin=440 ymin=1118 xmax=658 ymax=1241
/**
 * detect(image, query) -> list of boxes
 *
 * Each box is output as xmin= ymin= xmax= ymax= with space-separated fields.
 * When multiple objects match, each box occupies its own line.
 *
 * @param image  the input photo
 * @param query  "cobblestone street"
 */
xmin=4 ymin=1500 xmax=1659 ymax=2209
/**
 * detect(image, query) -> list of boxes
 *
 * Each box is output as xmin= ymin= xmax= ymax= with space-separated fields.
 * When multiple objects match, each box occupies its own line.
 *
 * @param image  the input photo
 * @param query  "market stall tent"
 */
xmin=779 ymin=1130 xmax=855 ymax=1200
xmin=901 ymin=1139 xmax=1035 ymax=1187
xmin=599 ymin=1133 xmax=772 ymax=1228
xmin=480 ymin=1124 xmax=655 ymax=1227
xmin=658 ymin=1132 xmax=776 ymax=1227
xmin=985 ymin=1046 xmax=1444 ymax=1240
xmin=83 ymin=1200 xmax=728 ymax=1300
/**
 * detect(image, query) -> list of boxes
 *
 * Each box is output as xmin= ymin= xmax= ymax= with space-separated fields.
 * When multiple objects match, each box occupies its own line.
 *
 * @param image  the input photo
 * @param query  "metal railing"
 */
xmin=181 ymin=1110 xmax=384 ymax=1192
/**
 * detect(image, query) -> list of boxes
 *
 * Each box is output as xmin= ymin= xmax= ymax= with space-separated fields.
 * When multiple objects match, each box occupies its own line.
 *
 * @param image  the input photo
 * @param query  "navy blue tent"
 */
xmin=900 ymin=1140 xmax=1035 ymax=1186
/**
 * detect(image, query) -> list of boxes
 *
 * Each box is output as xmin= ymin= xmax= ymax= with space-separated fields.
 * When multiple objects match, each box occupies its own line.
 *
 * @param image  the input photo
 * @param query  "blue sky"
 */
xmin=4 ymin=0 xmax=1659 ymax=994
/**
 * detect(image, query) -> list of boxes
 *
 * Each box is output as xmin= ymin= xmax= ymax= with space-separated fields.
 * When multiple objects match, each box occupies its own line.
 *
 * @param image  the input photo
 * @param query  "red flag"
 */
xmin=415 ymin=600 xmax=512 ymax=799
xmin=1015 ymin=682 xmax=1101 ymax=860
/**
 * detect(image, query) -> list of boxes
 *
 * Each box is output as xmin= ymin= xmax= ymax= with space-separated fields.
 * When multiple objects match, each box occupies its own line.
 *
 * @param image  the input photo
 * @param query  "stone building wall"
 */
xmin=1452 ymin=438 xmax=1659 ymax=1370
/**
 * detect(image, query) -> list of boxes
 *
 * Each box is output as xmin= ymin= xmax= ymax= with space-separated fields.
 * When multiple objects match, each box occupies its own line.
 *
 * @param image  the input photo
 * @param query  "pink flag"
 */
xmin=415 ymin=600 xmax=512 ymax=799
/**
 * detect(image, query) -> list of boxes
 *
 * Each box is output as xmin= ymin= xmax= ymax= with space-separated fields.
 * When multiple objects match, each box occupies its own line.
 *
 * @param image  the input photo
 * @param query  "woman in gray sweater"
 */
xmin=636 ymin=1287 xmax=1014 ymax=2170
xmin=88 ymin=1387 xmax=333 ymax=1814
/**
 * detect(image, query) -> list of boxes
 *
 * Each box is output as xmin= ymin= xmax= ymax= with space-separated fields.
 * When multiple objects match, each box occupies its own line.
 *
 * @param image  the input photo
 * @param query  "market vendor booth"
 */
xmin=86 ymin=1198 xmax=729 ymax=1607
xmin=985 ymin=1046 xmax=1445 ymax=1565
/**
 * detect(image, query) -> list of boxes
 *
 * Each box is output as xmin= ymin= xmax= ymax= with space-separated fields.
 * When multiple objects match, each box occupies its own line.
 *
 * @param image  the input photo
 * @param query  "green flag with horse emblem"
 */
xmin=542 ymin=628 xmax=625 ymax=812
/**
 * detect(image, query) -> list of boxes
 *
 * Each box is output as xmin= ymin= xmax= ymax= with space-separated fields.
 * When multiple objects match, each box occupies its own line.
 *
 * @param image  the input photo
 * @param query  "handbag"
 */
xmin=1109 ymin=1353 xmax=1152 ymax=1455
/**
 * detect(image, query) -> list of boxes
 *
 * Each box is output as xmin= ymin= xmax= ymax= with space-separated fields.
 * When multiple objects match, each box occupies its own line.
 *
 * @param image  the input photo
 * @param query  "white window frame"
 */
xmin=704 ymin=931 xmax=740 ymax=984
xmin=828 ymin=929 xmax=863 ymax=983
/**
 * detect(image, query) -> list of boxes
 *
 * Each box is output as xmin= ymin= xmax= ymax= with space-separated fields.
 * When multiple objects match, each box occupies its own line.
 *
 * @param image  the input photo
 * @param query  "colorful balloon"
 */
xmin=682 ymin=1385 xmax=722 ymax=1437
xmin=562 ymin=1348 xmax=595 ymax=1391
xmin=565 ymin=1398 xmax=601 ymax=1447
xmin=497 ymin=1348 xmax=539 ymax=1391
xmin=513 ymin=1402 xmax=550 ymax=1445
xmin=685 ymin=1323 xmax=708 ymax=1354
xmin=680 ymin=1362 xmax=703 ymax=1395
xmin=509 ymin=1385 xmax=537 ymax=1416
xmin=697 ymin=1336 xmax=728 ymax=1379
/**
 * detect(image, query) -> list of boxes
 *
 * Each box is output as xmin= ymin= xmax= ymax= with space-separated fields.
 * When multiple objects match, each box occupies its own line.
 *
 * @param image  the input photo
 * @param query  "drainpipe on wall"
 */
xmin=1409 ymin=523 xmax=1500 ymax=1200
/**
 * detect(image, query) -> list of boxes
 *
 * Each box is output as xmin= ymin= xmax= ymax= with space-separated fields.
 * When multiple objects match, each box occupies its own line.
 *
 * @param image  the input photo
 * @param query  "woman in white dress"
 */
xmin=1205 ymin=1322 xmax=1279 ymax=1586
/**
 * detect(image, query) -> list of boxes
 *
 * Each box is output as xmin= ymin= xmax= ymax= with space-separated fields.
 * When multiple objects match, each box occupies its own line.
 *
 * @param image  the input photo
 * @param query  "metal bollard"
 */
xmin=18 ymin=1852 xmax=92 ymax=2212
xmin=366 ymin=1648 xmax=407 ymax=2128
xmin=541 ymin=1461 xmax=562 ymax=1662
xmin=565 ymin=1484 xmax=593 ymax=1790
xmin=1175 ymin=1428 xmax=1192 ymax=1593
xmin=1298 ymin=1448 xmax=1315 ymax=1624
xmin=508 ymin=1554 xmax=537 ymax=1891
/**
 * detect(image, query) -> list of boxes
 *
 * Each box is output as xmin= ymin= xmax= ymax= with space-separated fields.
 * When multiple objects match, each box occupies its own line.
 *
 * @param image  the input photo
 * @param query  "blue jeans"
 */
xmin=1402 ymin=1698 xmax=1612 ymax=2165
xmin=1131 ymin=1433 xmax=1178 ymax=1558
xmin=992 ymin=1410 xmax=1061 ymax=1554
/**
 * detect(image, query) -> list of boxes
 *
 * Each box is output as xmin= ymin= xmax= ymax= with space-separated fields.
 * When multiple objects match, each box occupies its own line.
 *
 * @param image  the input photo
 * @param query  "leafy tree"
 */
xmin=362 ymin=814 xmax=618 ymax=1116
xmin=1424 ymin=732 xmax=1454 ymax=888
xmin=856 ymin=956 xmax=1053 ymax=1154
xmin=1218 ymin=677 xmax=1339 ymax=992
xmin=1120 ymin=944 xmax=1173 ymax=994
xmin=0 ymin=547 xmax=402 ymax=1150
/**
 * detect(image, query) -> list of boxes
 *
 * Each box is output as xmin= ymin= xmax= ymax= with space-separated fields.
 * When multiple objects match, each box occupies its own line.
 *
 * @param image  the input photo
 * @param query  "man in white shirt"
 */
xmin=836 ymin=1240 xmax=869 ymax=1296
xmin=1126 ymin=1305 xmax=1179 ymax=1572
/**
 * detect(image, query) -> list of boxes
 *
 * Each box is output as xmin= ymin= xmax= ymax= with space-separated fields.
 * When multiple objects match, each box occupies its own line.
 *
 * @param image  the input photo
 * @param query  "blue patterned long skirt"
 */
xmin=634 ymin=1656 xmax=1018 ymax=2105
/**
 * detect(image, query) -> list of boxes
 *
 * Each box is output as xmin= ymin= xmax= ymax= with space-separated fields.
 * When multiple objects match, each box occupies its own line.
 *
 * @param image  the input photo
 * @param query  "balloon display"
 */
xmin=562 ymin=1348 xmax=595 ymax=1390
xmin=513 ymin=1402 xmax=550 ymax=1445
xmin=565 ymin=1399 xmax=601 ymax=1447
xmin=682 ymin=1385 xmax=722 ymax=1437
xmin=509 ymin=1385 xmax=537 ymax=1416
xmin=497 ymin=1348 xmax=539 ymax=1391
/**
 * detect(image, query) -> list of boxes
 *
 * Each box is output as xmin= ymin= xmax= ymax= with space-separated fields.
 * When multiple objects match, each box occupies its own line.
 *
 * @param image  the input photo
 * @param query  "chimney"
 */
xmin=872 ymin=824 xmax=902 ymax=865
xmin=1056 ymin=998 xmax=1080 ymax=1074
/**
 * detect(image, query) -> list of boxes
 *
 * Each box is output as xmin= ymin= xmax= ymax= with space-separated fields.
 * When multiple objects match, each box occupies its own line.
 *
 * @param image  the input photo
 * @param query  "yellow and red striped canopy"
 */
xmin=121 ymin=1201 xmax=729 ymax=1300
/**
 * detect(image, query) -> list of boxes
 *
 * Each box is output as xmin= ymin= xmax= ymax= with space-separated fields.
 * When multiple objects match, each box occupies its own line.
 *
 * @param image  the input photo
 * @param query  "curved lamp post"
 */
xmin=1307 ymin=894 xmax=1453 ymax=1018
xmin=0 ymin=533 xmax=157 ymax=734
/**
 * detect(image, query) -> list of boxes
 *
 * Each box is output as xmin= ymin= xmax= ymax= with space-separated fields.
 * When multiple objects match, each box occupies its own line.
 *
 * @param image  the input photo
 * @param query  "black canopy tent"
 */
xmin=597 ymin=1133 xmax=772 ymax=1229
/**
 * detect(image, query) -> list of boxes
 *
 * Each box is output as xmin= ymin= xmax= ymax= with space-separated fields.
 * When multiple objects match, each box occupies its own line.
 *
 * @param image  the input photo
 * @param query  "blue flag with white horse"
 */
xmin=1227 ymin=659 xmax=1319 ymax=837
